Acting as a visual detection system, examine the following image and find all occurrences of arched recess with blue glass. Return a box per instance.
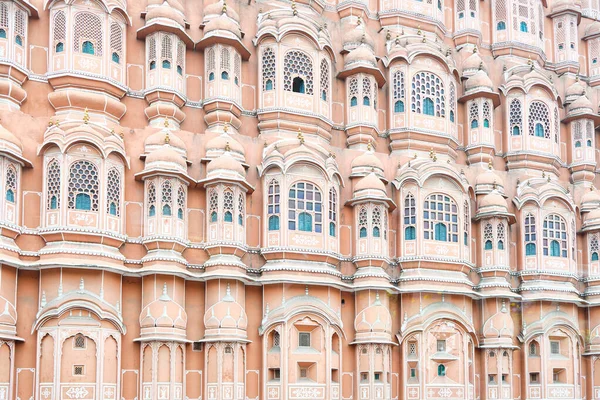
[288,181,323,234]
[68,160,99,212]
[82,41,95,55]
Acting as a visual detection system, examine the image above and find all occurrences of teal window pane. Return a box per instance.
[162,60,171,69]
[359,227,367,238]
[268,215,280,231]
[15,35,22,46]
[221,71,229,80]
[82,41,95,55]
[395,100,405,113]
[498,240,504,250]
[112,52,120,64]
[438,365,446,376]
[210,211,217,222]
[434,223,447,241]
[75,193,91,210]
[471,119,478,128]
[329,222,335,237]
[550,240,560,257]
[350,96,357,106]
[373,226,380,238]
[293,77,305,93]
[265,79,273,90]
[55,42,64,53]
[526,242,536,256]
[109,202,117,216]
[497,21,506,30]
[0,29,6,39]
[520,22,528,32]
[424,98,435,116]
[150,61,156,70]
[405,226,416,240]
[50,196,58,210]
[592,252,599,261]
[483,119,490,128]
[209,72,214,81]
[5,189,14,203]
[162,204,171,216]
[149,205,156,217]
[535,123,544,137]
[363,96,370,106]
[298,212,312,232]
[484,240,493,250]
[224,211,233,222]
[238,213,243,225]
[512,126,520,136]
[178,208,183,219]
[177,65,183,75]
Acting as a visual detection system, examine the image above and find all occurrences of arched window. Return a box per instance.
[350,97,358,106]
[320,59,329,102]
[55,42,64,52]
[161,181,172,216]
[525,213,536,256]
[106,168,120,217]
[483,101,491,128]
[469,102,479,129]
[177,65,183,76]
[497,21,506,30]
[288,182,322,233]
[110,22,123,65]
[404,194,416,240]
[543,214,567,258]
[74,334,86,349]
[267,180,280,231]
[5,166,16,203]
[82,41,95,55]
[292,77,305,94]
[510,99,522,136]
[529,341,538,356]
[359,207,368,238]
[223,190,234,222]
[176,41,184,77]
[150,61,156,70]
[587,140,593,147]
[464,200,470,246]
[220,46,230,80]
[449,82,456,123]
[162,60,171,69]
[284,50,313,95]
[47,160,61,210]
[53,10,66,54]
[209,72,214,81]
[363,96,370,106]
[221,71,229,80]
[497,223,505,250]
[520,21,528,32]
[177,187,185,220]
[395,100,405,113]
[148,183,156,217]
[393,70,405,113]
[209,190,218,223]
[14,35,22,46]
[411,72,445,117]
[591,235,599,261]
[329,188,337,237]
[424,194,458,243]
[262,48,276,91]
[372,207,382,237]
[68,161,99,211]
[438,364,446,376]
[528,101,550,139]
[0,29,5,39]
[238,194,244,226]
[484,223,493,249]
[74,12,103,56]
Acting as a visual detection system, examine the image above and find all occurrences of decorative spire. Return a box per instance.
[164,118,170,129]
[160,283,171,301]
[40,291,46,309]
[473,46,478,53]
[305,285,309,296]
[429,148,437,162]
[501,299,507,313]
[223,123,229,134]
[225,141,231,152]
[417,25,422,35]
[164,130,170,144]
[79,278,85,292]
[222,0,227,13]
[291,0,297,16]
[488,160,493,170]
[297,128,304,144]
[357,15,362,25]
[83,108,90,124]
[386,30,391,40]
[367,142,372,151]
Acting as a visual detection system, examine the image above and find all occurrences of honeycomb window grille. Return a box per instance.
[359,206,368,238]
[372,206,382,238]
[408,342,417,355]
[14,9,25,45]
[283,50,314,95]
[73,365,84,376]
[110,23,123,64]
[554,107,559,144]
[220,47,230,72]
[234,53,240,84]
[320,59,329,101]
[273,331,281,347]
[349,77,359,106]
[74,334,86,349]
[68,160,99,211]
[393,71,405,100]
[362,76,372,106]
[571,219,576,261]
[177,186,185,220]
[574,121,583,147]
[73,12,103,56]
[177,41,185,75]
[528,101,551,139]
[161,35,172,68]
[148,36,156,68]
[449,81,456,122]
[497,223,506,250]
[106,168,121,217]
[209,190,218,223]
[262,48,276,90]
[423,194,458,243]
[288,182,322,233]
[223,190,234,223]
[404,193,417,240]
[5,165,16,203]
[46,160,61,210]
[483,101,491,127]
[509,98,522,135]
[328,188,337,237]
[484,223,494,250]
[267,179,280,231]
[524,213,537,256]
[464,200,470,246]
[543,214,568,258]
[148,183,156,217]
[411,71,446,117]
[237,194,244,226]
[0,3,7,31]
[161,180,173,216]
[590,234,599,261]
[469,102,479,128]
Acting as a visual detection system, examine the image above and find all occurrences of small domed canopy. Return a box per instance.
[562,94,600,124]
[204,13,241,39]
[583,208,600,231]
[462,49,487,76]
[584,21,600,39]
[345,44,377,67]
[199,151,254,192]
[353,292,393,344]
[138,283,188,341]
[146,145,187,169]
[465,70,494,92]
[475,189,515,223]
[475,165,504,195]
[204,284,248,340]
[349,173,395,209]
[338,45,386,87]
[350,148,385,181]
[205,129,245,163]
[145,129,187,155]
[482,300,515,345]
[196,6,250,60]
[146,3,185,27]
[137,0,193,47]
[343,20,375,51]
[565,79,586,103]
[0,123,30,167]
[204,0,240,22]
[581,188,600,212]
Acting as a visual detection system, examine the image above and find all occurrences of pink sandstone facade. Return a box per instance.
[0,0,600,399]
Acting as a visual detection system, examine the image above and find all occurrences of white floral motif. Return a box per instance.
[438,387,453,398]
[292,387,322,398]
[66,387,89,399]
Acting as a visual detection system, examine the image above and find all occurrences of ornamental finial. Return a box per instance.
[83,108,89,124]
[225,141,231,152]
[297,127,304,144]
[367,142,372,151]
[222,0,227,13]
[164,131,170,144]
[164,118,170,128]
[473,46,477,53]
[488,160,493,170]
[291,0,297,16]
[223,123,229,133]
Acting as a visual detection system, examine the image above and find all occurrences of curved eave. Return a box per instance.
[337,64,386,87]
[583,31,600,41]
[349,339,398,346]
[196,33,251,60]
[44,0,132,25]
[197,176,255,193]
[458,89,501,108]
[134,168,195,185]
[0,149,32,168]
[345,196,397,211]
[133,335,191,343]
[137,22,194,48]
[473,210,516,224]
[17,0,38,18]
[548,7,582,24]
[561,111,600,125]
